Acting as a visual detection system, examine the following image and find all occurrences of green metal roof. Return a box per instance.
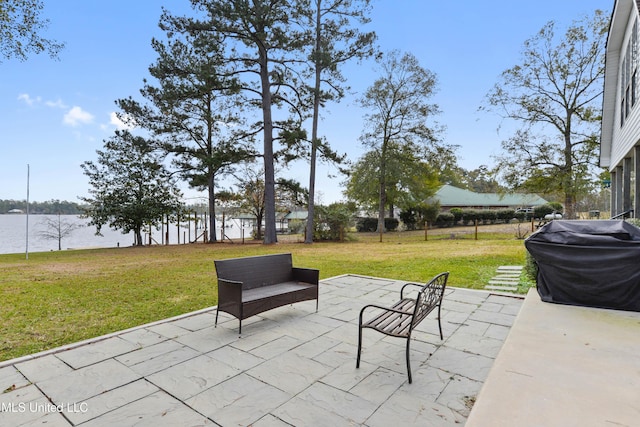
[433,185,548,208]
[283,210,307,220]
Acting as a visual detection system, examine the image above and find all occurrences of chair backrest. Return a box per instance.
[214,253,293,289]
[412,272,449,328]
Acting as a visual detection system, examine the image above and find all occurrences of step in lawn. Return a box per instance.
[485,265,523,293]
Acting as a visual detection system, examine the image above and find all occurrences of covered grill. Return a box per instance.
[525,220,640,312]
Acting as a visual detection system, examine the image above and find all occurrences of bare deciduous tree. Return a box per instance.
[355,50,445,233]
[483,10,608,218]
[38,214,81,250]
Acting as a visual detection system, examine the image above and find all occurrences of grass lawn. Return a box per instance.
[0,226,529,362]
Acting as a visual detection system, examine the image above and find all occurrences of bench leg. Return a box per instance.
[406,336,413,384]
[356,323,363,369]
[215,309,243,335]
[437,304,443,340]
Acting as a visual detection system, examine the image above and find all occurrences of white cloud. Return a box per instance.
[17,93,41,106]
[18,94,66,109]
[109,111,135,130]
[63,106,94,127]
[45,99,67,109]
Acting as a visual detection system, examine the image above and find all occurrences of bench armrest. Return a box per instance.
[359,303,411,320]
[400,282,423,299]
[217,277,244,305]
[292,267,319,285]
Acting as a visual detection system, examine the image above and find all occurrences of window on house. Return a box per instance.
[627,87,631,117]
[633,71,637,107]
[621,18,640,126]
[634,19,639,107]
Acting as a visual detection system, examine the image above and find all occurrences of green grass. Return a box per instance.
[0,228,528,361]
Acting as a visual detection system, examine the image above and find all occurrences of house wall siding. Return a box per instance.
[612,5,640,168]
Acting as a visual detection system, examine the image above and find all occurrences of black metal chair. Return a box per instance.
[356,272,449,383]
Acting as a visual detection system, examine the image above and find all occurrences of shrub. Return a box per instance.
[356,217,377,232]
[524,249,538,282]
[314,203,354,241]
[435,212,455,227]
[385,218,399,231]
[422,203,441,227]
[399,208,419,231]
[449,208,463,224]
[461,209,480,225]
[480,210,497,224]
[548,202,564,214]
[534,204,556,219]
[355,216,399,232]
[497,209,516,223]
[288,219,306,234]
[514,211,527,222]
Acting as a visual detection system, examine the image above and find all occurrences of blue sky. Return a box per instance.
[1,0,610,205]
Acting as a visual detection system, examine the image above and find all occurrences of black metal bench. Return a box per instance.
[356,272,449,383]
[214,253,319,334]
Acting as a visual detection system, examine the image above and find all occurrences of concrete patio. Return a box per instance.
[0,274,523,426]
[467,288,640,427]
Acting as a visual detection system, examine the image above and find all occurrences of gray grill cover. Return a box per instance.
[524,220,640,312]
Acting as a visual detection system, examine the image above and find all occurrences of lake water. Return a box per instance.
[0,214,254,255]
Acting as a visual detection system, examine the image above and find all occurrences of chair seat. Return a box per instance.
[362,298,416,337]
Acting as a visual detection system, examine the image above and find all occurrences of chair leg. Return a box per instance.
[437,304,443,340]
[215,308,219,328]
[406,336,413,384]
[356,325,363,368]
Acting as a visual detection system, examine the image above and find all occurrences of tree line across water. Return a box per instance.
[0,200,83,215]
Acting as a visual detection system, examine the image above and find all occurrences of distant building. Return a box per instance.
[601,0,640,218]
[279,210,307,232]
[283,210,307,222]
[431,185,548,211]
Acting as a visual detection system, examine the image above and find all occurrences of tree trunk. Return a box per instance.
[207,96,217,243]
[134,227,143,246]
[56,214,62,250]
[306,139,317,243]
[377,180,386,234]
[259,43,277,244]
[255,212,263,240]
[377,138,388,234]
[208,173,217,243]
[564,124,575,219]
[565,192,575,219]
[305,0,323,244]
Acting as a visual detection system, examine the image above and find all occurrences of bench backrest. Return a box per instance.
[412,272,449,328]
[214,253,293,290]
